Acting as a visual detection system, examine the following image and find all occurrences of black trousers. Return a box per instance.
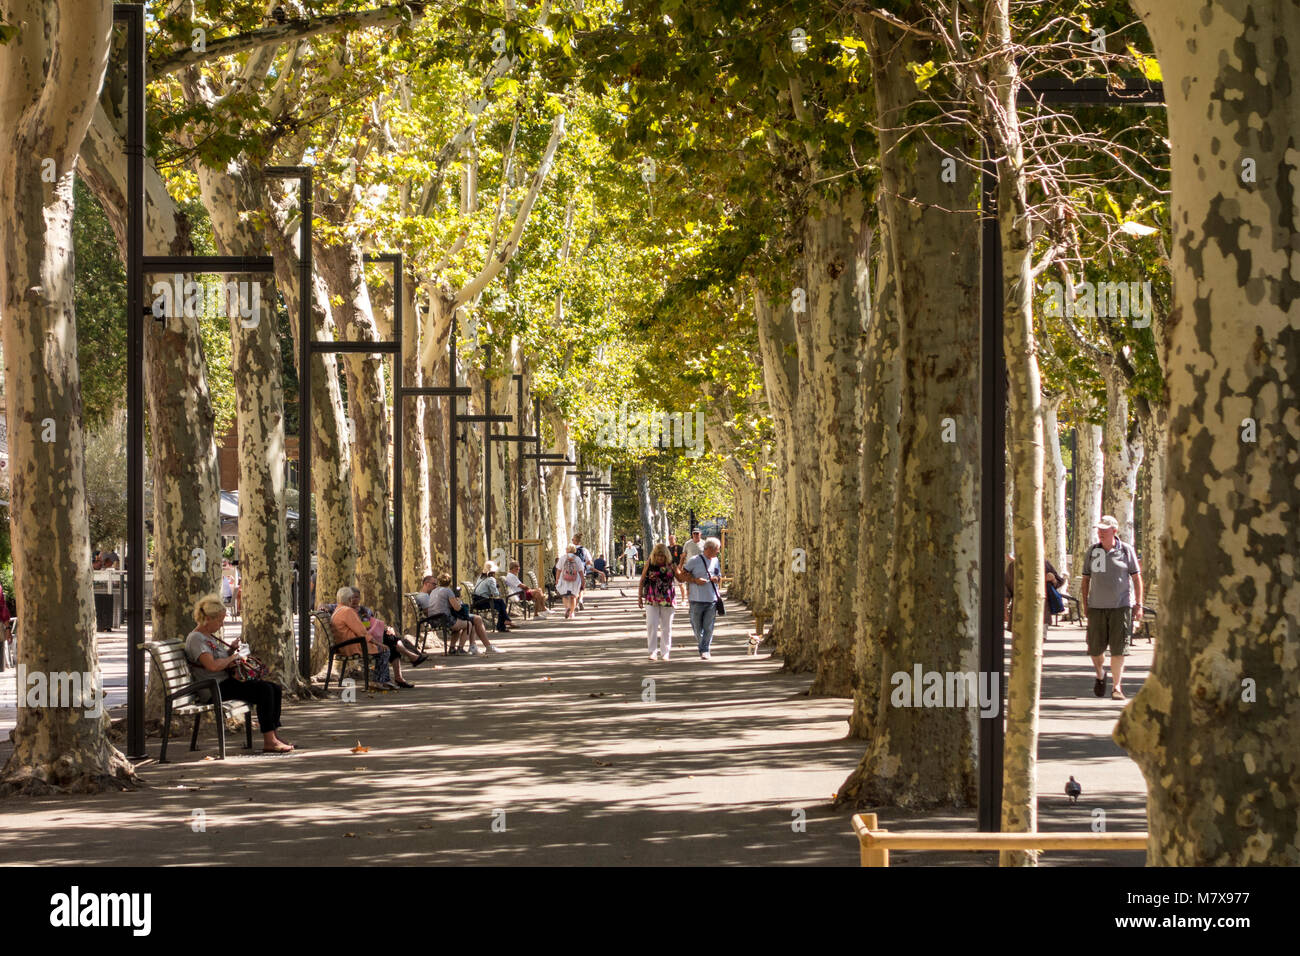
[382,632,417,662]
[219,678,282,734]
[473,596,509,629]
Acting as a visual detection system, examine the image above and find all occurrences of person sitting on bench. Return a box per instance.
[185,593,293,752]
[472,562,514,631]
[430,572,502,655]
[504,561,548,618]
[327,587,403,689]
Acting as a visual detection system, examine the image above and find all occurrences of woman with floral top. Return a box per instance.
[638,543,686,661]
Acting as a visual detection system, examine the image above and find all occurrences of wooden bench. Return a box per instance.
[313,608,373,693]
[142,639,253,762]
[850,813,1147,866]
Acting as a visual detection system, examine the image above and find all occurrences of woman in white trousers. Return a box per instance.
[639,543,685,661]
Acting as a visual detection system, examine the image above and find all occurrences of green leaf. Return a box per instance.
[906,60,938,91]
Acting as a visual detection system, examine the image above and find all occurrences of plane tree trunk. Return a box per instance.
[1116,0,1300,865]
[0,0,134,793]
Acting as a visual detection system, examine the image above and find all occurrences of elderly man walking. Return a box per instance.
[683,536,722,660]
[1080,515,1144,700]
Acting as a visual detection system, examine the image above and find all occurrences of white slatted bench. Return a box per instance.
[142,639,253,762]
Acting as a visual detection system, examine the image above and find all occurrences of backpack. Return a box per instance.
[560,555,581,583]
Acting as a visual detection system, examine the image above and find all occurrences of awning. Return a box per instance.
[220,489,299,536]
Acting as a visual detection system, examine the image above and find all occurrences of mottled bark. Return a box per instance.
[262,188,355,669]
[317,243,396,624]
[808,190,867,698]
[1101,362,1137,540]
[1043,394,1069,576]
[1117,0,1300,865]
[0,0,134,793]
[541,398,569,558]
[400,274,431,596]
[1135,398,1167,607]
[848,209,901,740]
[1071,420,1103,580]
[837,15,980,808]
[422,290,455,573]
[196,162,302,693]
[79,103,221,709]
[983,0,1047,864]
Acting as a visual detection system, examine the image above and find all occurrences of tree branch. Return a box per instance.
[150,3,428,77]
[453,112,566,309]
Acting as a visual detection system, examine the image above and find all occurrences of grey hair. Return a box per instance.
[336,585,354,604]
[703,536,722,552]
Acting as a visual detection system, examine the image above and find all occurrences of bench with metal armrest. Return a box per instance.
[142,639,253,763]
[313,608,373,693]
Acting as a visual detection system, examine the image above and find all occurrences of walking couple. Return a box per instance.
[638,535,722,661]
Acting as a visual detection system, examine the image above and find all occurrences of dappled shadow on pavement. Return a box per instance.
[0,585,1149,866]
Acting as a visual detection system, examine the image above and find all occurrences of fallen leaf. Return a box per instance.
[592,758,612,767]
[419,823,433,830]
[344,832,356,838]
[351,742,369,754]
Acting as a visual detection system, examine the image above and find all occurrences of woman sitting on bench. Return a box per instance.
[185,593,294,753]
[330,587,426,688]
[430,572,502,655]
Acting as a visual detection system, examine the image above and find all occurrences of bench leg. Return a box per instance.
[324,651,334,691]
[190,713,202,751]
[160,701,173,764]
[213,700,227,759]
[244,713,253,749]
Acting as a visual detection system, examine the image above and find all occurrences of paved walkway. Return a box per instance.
[0,583,1150,866]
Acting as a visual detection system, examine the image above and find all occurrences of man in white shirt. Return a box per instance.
[505,561,548,617]
[623,540,639,578]
[680,529,703,601]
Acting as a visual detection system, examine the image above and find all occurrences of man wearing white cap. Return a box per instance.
[1080,515,1143,700]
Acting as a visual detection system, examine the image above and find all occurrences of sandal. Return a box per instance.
[1111,688,1126,700]
[1093,677,1106,697]
[395,679,415,689]
[412,653,429,667]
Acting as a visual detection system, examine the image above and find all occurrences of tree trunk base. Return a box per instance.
[834,745,977,810]
[1,749,137,796]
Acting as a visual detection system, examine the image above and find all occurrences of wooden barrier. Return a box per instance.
[851,813,1147,866]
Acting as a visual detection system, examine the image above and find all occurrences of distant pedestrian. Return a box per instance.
[622,540,639,578]
[680,529,702,601]
[555,545,585,619]
[1081,515,1143,700]
[682,536,722,660]
[639,543,683,661]
[1004,554,1065,628]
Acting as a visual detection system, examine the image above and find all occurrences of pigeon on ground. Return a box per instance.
[1065,776,1082,803]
